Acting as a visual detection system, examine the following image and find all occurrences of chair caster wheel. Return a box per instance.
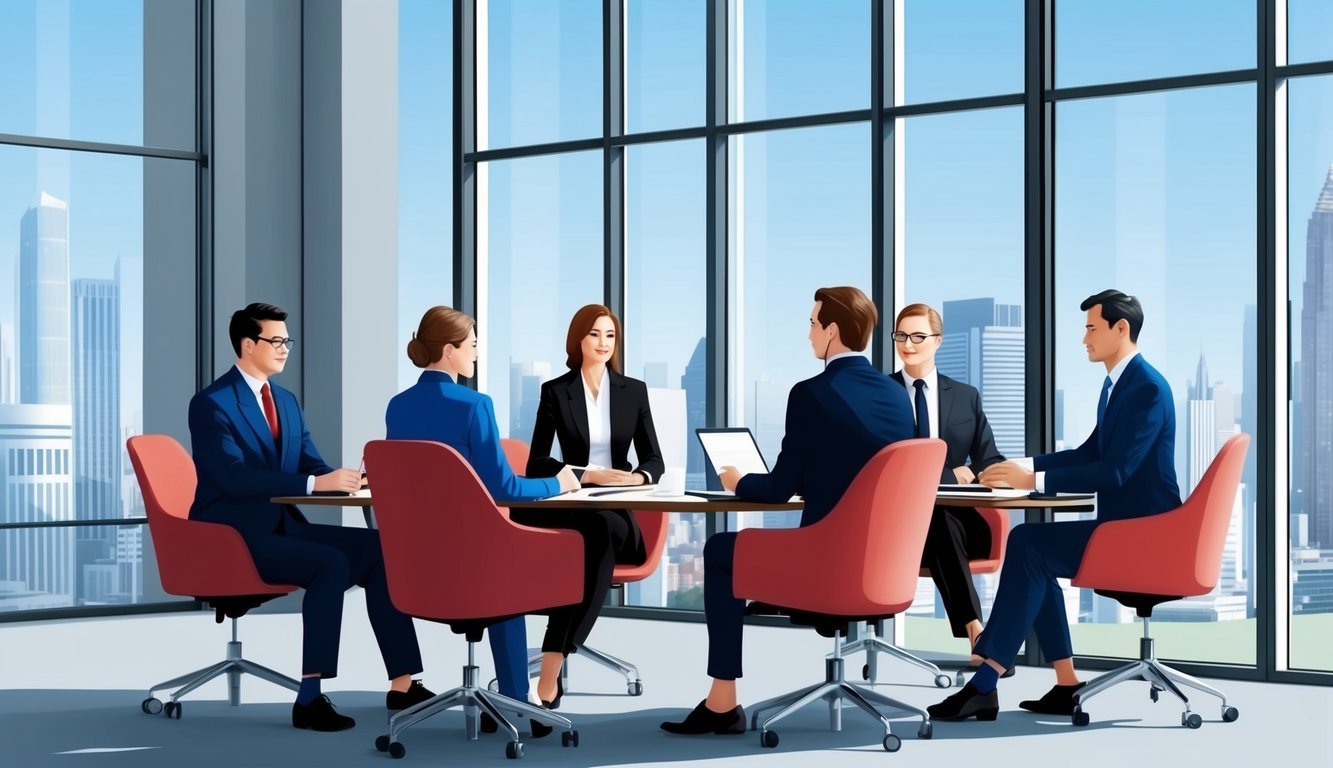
[760,730,779,748]
[561,729,579,748]
[141,697,163,715]
[1072,708,1090,727]
[918,721,933,740]
[628,681,643,696]
[387,741,406,759]
[1150,686,1161,702]
[487,678,499,693]
[164,701,182,719]
[934,674,952,689]
[375,735,390,752]
[1183,713,1202,729]
[1221,706,1239,723]
[861,664,871,681]
[505,740,524,759]
[883,734,901,752]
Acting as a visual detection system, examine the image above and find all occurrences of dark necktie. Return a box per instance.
[1096,375,1112,426]
[913,379,930,439]
[260,382,280,439]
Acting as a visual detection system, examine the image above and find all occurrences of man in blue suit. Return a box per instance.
[928,289,1181,721]
[189,303,433,731]
[661,286,916,735]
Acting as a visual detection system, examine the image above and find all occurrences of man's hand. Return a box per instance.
[977,461,1035,490]
[556,465,582,494]
[718,466,743,493]
[582,468,642,486]
[952,466,977,484]
[314,468,362,493]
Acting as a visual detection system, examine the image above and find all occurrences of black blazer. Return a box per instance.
[892,370,1005,484]
[527,368,665,559]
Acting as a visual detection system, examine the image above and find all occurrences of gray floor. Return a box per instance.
[3,594,1330,767]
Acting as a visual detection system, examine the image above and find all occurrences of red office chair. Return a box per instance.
[365,439,584,761]
[126,435,300,719]
[1070,433,1249,729]
[846,506,1010,688]
[736,438,946,752]
[501,438,667,697]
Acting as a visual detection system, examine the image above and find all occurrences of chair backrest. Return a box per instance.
[501,438,531,478]
[615,510,669,582]
[126,434,196,524]
[1073,433,1249,596]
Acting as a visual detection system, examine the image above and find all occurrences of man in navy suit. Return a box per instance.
[928,290,1181,721]
[661,286,916,735]
[189,303,433,731]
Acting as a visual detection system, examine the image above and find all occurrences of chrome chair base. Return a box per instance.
[525,642,644,696]
[750,634,932,750]
[143,619,299,711]
[837,620,951,688]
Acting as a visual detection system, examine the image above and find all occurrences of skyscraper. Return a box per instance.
[0,404,75,612]
[19,192,71,406]
[937,298,1025,457]
[1185,351,1217,496]
[681,337,706,479]
[508,360,550,441]
[0,322,15,405]
[1299,165,1333,550]
[72,276,121,603]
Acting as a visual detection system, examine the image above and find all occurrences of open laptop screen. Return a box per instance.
[696,427,770,483]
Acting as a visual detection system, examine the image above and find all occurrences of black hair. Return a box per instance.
[229,302,288,357]
[1080,289,1143,342]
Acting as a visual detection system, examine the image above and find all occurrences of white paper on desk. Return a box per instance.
[936,488,1031,499]
[561,487,708,503]
[697,431,769,477]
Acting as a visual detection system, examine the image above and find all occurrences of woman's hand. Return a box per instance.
[952,466,977,484]
[581,468,643,486]
[556,465,582,493]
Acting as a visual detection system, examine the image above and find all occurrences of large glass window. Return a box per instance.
[1286,73,1333,673]
[626,0,705,133]
[481,0,602,149]
[1055,0,1254,88]
[624,139,707,608]
[1288,0,1333,66]
[728,0,869,123]
[729,123,870,533]
[898,106,1024,652]
[480,151,602,440]
[900,0,1023,105]
[398,0,453,391]
[1056,84,1257,665]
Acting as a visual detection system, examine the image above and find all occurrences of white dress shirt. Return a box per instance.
[236,366,315,494]
[899,367,940,440]
[583,367,614,471]
[1022,351,1140,493]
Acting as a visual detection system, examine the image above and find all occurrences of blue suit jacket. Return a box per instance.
[385,370,560,502]
[1035,354,1181,522]
[736,356,916,528]
[188,366,334,542]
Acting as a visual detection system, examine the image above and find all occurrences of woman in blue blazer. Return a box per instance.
[385,306,579,736]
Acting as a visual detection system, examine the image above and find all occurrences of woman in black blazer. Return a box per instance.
[892,303,1006,651]
[515,304,664,708]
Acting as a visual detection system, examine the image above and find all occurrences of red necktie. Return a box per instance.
[260,383,280,439]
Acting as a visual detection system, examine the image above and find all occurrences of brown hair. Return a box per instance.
[407,306,474,368]
[813,286,878,352]
[895,303,943,335]
[564,304,623,372]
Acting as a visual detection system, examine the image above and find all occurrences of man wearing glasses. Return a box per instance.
[188,303,434,732]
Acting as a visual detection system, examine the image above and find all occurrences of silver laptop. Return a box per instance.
[696,427,770,494]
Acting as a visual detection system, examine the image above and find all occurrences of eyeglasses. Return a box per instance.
[254,336,296,351]
[891,332,940,344]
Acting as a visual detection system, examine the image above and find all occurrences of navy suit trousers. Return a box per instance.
[247,521,423,679]
[972,520,1099,669]
[703,532,746,680]
[488,617,529,699]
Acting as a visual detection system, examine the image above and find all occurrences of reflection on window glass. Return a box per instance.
[482,0,602,149]
[899,107,1023,653]
[728,0,869,123]
[624,140,707,609]
[1056,84,1256,665]
[481,151,602,440]
[0,0,194,148]
[1288,0,1333,66]
[399,0,453,391]
[901,0,1022,105]
[0,146,194,612]
[1056,0,1253,88]
[1287,74,1333,673]
[627,0,705,133]
[728,123,869,534]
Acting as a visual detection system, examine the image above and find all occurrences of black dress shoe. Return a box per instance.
[1018,682,1086,716]
[386,680,436,711]
[927,682,1000,722]
[536,675,565,711]
[292,695,356,731]
[659,701,746,735]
